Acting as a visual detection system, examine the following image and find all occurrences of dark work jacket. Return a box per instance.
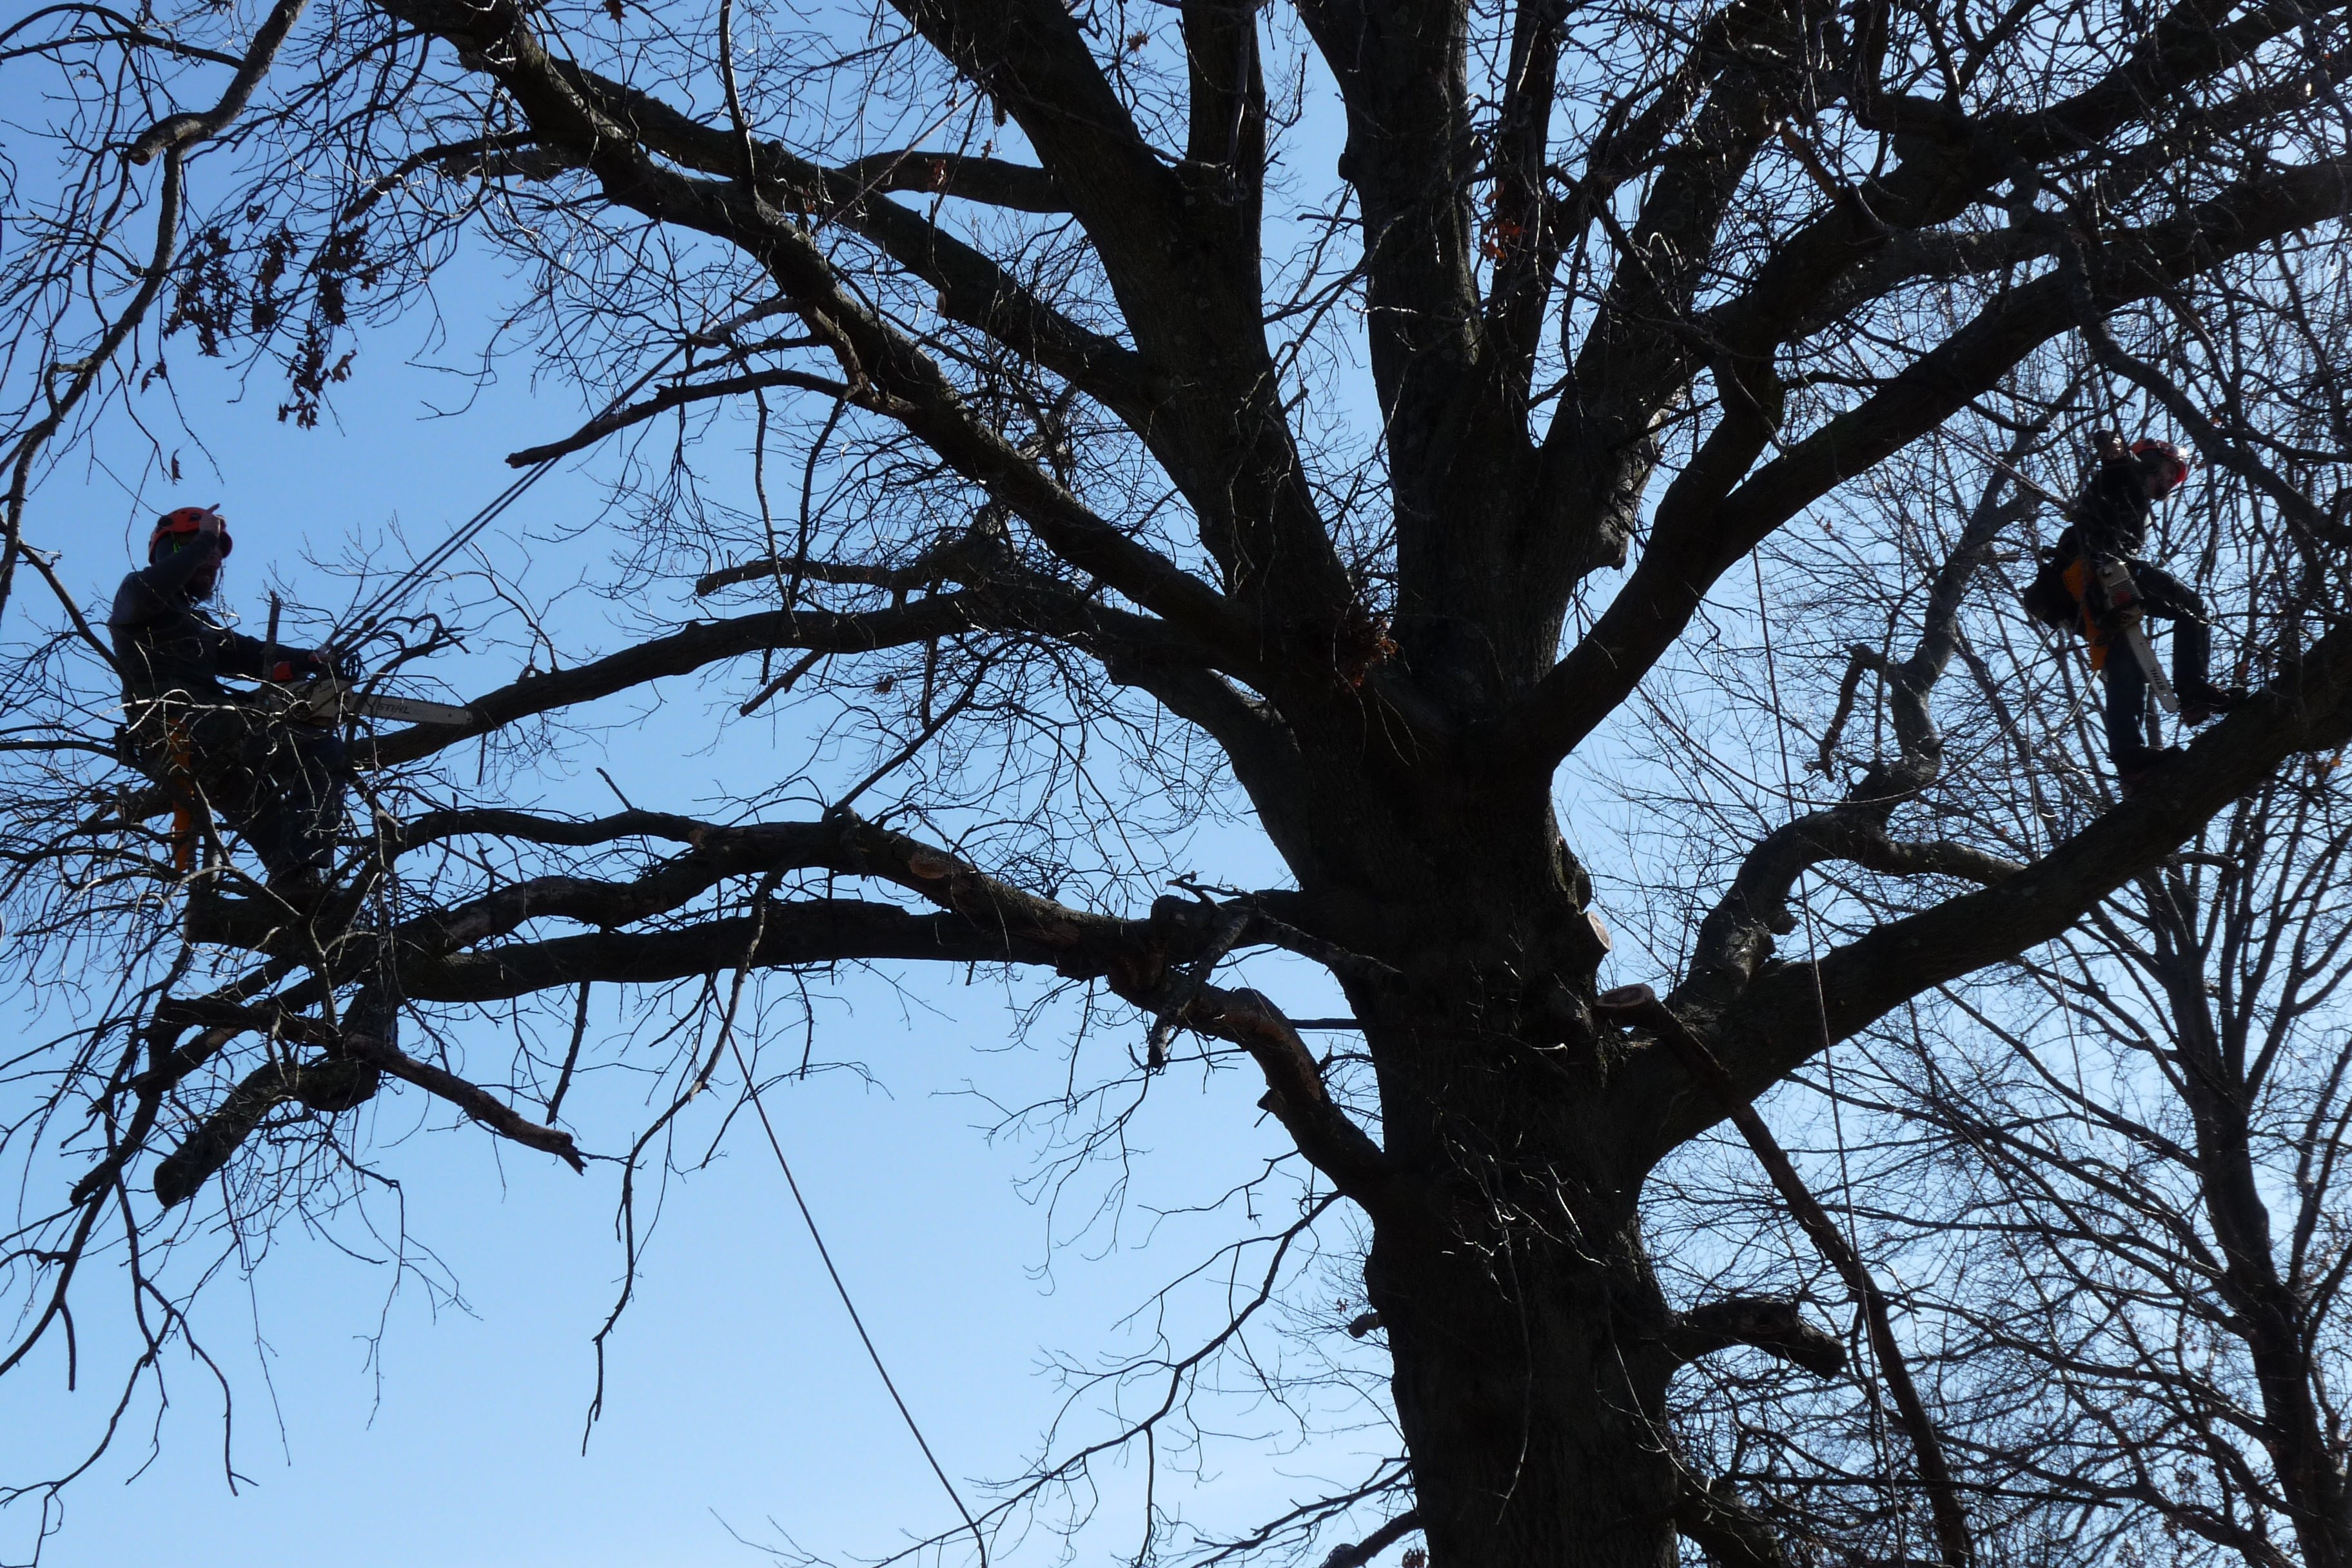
[106,538,275,703]
[2054,453,2155,565]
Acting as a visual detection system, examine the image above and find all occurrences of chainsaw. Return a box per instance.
[256,674,475,729]
[2089,557,2182,716]
[253,594,473,729]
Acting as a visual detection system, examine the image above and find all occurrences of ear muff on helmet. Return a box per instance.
[148,506,232,564]
[2130,439,2193,493]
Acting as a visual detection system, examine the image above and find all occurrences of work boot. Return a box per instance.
[2179,683,2246,728]
[2117,744,2184,796]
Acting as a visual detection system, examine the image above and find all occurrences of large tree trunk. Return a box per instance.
[1367,1111,1680,1568]
[1337,799,1676,1568]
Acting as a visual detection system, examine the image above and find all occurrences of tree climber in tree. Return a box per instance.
[2030,433,2242,787]
[113,507,404,1206]
[108,505,348,890]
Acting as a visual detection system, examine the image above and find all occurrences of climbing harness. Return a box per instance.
[2063,556,2181,716]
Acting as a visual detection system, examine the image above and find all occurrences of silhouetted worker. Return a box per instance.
[108,505,345,887]
[2030,434,2242,789]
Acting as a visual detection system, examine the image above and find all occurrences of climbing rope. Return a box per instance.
[1750,549,1903,1500]
[725,1034,989,1567]
[332,296,791,650]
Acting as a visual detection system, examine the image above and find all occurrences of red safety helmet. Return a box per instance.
[148,505,232,563]
[2130,438,2193,495]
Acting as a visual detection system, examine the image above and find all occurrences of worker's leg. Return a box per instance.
[345,979,400,1048]
[181,707,280,866]
[195,710,340,884]
[2137,564,2242,723]
[273,726,348,875]
[2105,646,2155,767]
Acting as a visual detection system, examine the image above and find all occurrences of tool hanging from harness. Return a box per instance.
[164,720,201,873]
[2055,554,2181,714]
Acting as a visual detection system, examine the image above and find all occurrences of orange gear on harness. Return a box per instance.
[2062,558,2113,674]
[159,718,208,873]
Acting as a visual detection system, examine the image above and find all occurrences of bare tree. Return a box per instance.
[8,0,2352,1565]
[1906,783,2352,1568]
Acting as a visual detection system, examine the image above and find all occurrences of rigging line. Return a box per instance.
[1749,550,1897,1484]
[725,1034,989,1568]
[337,458,553,640]
[334,337,680,644]
[333,369,663,646]
[335,303,763,646]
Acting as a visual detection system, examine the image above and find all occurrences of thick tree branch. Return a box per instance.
[135,986,580,1202]
[367,813,1396,1193]
[386,890,1396,1195]
[395,901,1051,1000]
[122,0,308,164]
[1666,1296,1847,1378]
[1517,151,2352,768]
[360,579,1250,769]
[1191,984,1393,1202]
[361,595,983,765]
[338,1025,586,1172]
[834,149,1066,212]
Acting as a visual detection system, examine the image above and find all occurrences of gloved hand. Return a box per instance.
[309,647,363,682]
[268,649,331,683]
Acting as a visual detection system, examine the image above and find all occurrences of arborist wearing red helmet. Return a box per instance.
[2024,432,2243,789]
[106,504,346,888]
[110,505,415,1206]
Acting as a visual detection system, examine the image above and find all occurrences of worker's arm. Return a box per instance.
[105,535,224,627]
[213,627,279,681]
[217,631,331,683]
[2076,456,2150,564]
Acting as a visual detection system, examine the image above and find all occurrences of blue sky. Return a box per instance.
[0,252,1386,1566]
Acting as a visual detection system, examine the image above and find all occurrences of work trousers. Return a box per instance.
[127,699,347,880]
[2098,562,2213,765]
